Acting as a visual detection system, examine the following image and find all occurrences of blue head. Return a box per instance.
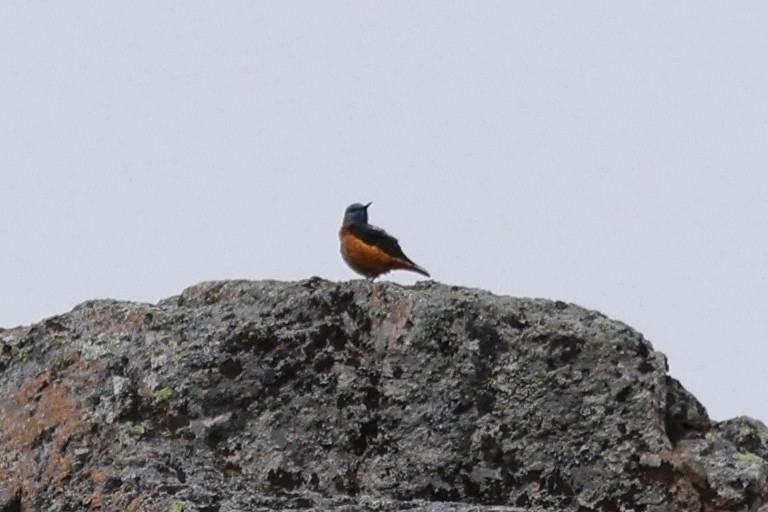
[343,202,372,224]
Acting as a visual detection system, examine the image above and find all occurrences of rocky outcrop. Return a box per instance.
[0,278,766,511]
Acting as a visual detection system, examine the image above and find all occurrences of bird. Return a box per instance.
[339,202,430,280]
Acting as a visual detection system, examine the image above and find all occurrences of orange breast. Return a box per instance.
[339,225,405,278]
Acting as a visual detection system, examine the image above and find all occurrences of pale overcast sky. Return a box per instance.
[1,2,767,422]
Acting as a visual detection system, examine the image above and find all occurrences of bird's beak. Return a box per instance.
[364,202,372,209]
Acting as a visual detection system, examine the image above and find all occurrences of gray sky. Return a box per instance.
[2,2,767,422]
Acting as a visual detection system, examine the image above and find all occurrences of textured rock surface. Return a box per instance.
[0,278,766,511]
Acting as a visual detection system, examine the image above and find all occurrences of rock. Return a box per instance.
[0,278,766,511]
[0,481,22,512]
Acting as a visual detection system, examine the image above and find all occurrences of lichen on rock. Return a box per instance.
[0,278,766,511]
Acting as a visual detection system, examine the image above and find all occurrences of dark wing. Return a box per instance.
[348,222,412,262]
